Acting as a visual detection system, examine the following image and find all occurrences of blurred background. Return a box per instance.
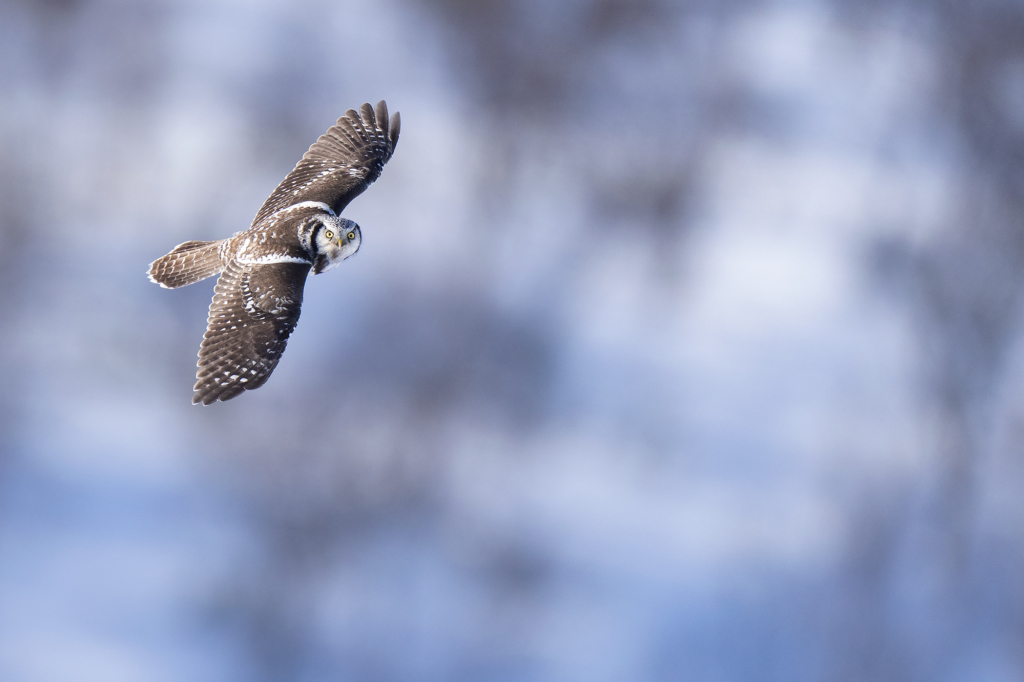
[2,0,1024,680]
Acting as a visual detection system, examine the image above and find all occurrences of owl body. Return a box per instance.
[228,202,361,273]
[148,101,399,404]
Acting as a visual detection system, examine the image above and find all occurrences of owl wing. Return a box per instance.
[251,100,401,227]
[193,260,310,405]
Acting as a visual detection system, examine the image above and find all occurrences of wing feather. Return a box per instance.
[193,260,309,405]
[359,102,376,126]
[375,100,389,139]
[389,111,400,148]
[250,100,400,227]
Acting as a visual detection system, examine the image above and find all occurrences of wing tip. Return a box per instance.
[191,382,244,405]
[389,111,401,148]
[375,100,389,137]
[360,102,375,127]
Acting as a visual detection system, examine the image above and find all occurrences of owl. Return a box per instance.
[148,101,400,404]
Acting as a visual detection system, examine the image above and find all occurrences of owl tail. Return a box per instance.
[147,239,225,289]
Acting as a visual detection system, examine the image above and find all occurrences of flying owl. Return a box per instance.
[148,101,400,404]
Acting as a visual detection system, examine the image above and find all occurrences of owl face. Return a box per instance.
[311,217,361,274]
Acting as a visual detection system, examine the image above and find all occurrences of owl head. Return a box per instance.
[310,216,361,274]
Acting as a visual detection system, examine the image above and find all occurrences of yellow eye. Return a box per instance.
[325,230,333,239]
[347,232,355,240]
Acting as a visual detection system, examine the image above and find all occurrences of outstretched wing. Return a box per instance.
[193,260,310,405]
[251,100,401,227]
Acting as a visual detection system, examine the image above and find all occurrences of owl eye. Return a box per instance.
[347,232,355,240]
[325,231,333,239]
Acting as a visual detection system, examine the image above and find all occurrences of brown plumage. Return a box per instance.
[147,101,400,404]
[250,100,400,227]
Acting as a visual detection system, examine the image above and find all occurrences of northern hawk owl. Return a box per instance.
[148,101,400,404]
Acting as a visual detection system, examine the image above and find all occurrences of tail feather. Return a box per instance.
[148,239,225,289]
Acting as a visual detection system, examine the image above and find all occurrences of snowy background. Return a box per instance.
[2,0,1024,680]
